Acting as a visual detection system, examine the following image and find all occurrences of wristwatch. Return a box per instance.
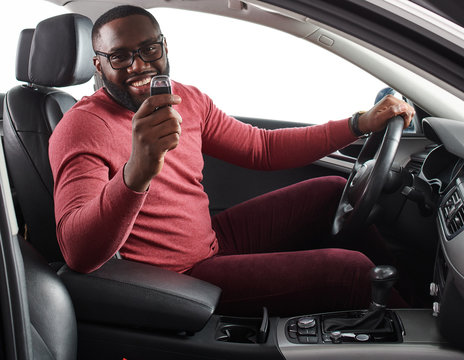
[349,111,367,137]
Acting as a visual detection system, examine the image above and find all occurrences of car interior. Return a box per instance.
[1,0,464,359]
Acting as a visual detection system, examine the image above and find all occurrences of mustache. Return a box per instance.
[125,71,158,84]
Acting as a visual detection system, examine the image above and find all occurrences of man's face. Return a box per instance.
[93,14,169,112]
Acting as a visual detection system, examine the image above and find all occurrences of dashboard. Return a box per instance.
[421,118,464,252]
[417,117,464,348]
[419,145,464,196]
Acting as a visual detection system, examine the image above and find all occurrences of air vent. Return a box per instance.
[406,145,436,175]
[441,188,464,238]
[405,159,423,175]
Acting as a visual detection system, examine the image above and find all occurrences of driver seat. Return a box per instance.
[2,14,95,263]
[0,14,94,360]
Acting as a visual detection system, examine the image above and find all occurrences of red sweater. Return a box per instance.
[49,82,357,273]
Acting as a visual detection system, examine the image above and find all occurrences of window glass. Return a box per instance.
[152,8,388,124]
[2,4,389,118]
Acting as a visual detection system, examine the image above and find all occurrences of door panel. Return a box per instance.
[202,117,351,215]
[202,117,433,215]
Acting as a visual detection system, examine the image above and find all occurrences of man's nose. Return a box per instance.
[128,53,148,72]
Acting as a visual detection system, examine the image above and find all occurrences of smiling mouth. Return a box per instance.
[130,77,152,88]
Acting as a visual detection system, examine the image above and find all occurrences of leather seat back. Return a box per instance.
[3,14,94,263]
[20,237,78,360]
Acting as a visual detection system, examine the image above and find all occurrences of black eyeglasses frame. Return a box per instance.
[95,35,165,70]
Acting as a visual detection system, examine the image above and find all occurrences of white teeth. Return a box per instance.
[131,77,151,87]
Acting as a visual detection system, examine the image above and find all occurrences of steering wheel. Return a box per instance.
[331,116,404,236]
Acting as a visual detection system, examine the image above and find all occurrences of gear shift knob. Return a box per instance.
[370,265,398,308]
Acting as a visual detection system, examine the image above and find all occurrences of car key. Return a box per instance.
[150,75,171,96]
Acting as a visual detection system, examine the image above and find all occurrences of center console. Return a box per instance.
[58,259,464,359]
[276,309,455,360]
[281,265,403,346]
[283,309,402,346]
[207,265,464,359]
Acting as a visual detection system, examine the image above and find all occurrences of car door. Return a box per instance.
[0,137,33,360]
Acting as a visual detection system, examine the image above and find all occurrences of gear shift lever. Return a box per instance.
[370,265,398,309]
[324,265,398,332]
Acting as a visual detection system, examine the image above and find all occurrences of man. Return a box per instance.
[49,5,414,316]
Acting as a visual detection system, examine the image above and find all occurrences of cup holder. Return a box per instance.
[215,309,269,344]
[216,324,257,343]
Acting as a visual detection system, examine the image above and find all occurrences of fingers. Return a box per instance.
[396,104,414,129]
[125,105,182,192]
[134,105,182,134]
[157,131,181,152]
[137,94,182,118]
[381,95,415,128]
[380,95,415,128]
[360,95,415,133]
[132,108,182,161]
[149,113,182,150]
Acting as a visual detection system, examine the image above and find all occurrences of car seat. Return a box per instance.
[0,14,93,359]
[21,237,78,359]
[0,145,77,360]
[0,14,222,360]
[2,14,94,263]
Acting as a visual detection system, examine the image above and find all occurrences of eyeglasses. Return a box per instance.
[95,35,165,70]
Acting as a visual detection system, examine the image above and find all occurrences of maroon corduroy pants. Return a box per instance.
[188,176,406,316]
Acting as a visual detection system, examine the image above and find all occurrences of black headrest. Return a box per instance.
[15,29,35,83]
[29,13,94,87]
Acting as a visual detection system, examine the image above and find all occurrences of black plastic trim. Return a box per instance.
[261,0,464,94]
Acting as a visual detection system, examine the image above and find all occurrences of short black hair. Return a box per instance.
[92,5,160,49]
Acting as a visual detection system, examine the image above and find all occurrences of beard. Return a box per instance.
[101,71,139,112]
[101,58,171,113]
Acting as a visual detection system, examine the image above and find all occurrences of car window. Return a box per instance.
[153,8,389,125]
[2,4,389,123]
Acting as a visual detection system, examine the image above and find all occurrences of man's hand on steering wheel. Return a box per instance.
[332,95,415,237]
[358,95,415,134]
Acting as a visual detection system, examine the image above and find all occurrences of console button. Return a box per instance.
[355,334,370,342]
[288,331,297,339]
[287,322,298,339]
[330,331,342,344]
[298,316,316,329]
[298,335,318,344]
[298,327,317,336]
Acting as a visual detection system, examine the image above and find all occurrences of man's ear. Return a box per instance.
[93,56,102,75]
[164,38,168,55]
